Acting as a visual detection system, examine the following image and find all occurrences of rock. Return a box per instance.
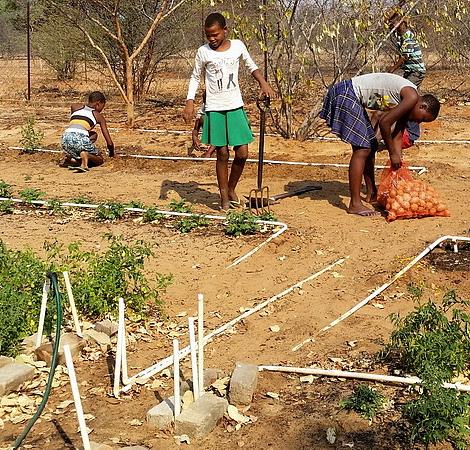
[83,329,112,348]
[35,333,85,366]
[175,393,228,439]
[120,447,149,450]
[229,362,258,406]
[0,356,14,368]
[0,362,35,396]
[20,333,47,355]
[146,396,175,430]
[203,368,224,388]
[95,319,119,337]
[87,442,114,450]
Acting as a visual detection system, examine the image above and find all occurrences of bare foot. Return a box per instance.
[347,205,381,217]
[364,192,378,204]
[220,200,230,212]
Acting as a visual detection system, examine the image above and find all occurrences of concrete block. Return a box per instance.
[84,329,111,348]
[229,362,258,406]
[203,368,224,388]
[35,333,85,366]
[0,362,35,396]
[88,442,114,450]
[175,392,228,439]
[146,396,175,430]
[95,319,119,337]
[0,356,14,368]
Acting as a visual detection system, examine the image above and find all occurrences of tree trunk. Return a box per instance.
[125,59,135,127]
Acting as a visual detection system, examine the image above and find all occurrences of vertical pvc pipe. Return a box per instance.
[188,317,199,399]
[63,271,82,337]
[113,299,124,397]
[119,298,130,384]
[35,279,50,348]
[63,344,91,450]
[197,294,204,396]
[173,339,181,417]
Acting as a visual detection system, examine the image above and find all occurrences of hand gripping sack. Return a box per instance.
[377,163,450,222]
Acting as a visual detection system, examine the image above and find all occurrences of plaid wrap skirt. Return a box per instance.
[320,80,377,149]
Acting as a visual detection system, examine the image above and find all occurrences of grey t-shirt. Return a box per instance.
[351,73,416,111]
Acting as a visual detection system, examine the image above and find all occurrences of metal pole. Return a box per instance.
[262,0,268,80]
[26,0,31,101]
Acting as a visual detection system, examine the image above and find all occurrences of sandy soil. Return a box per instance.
[0,68,469,450]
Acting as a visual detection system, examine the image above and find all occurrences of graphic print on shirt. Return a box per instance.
[366,93,398,111]
[207,57,238,94]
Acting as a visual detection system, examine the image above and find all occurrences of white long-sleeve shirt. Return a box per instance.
[186,40,258,112]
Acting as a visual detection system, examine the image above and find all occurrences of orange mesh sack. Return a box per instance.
[377,163,450,222]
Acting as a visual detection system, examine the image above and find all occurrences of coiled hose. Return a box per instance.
[13,272,63,449]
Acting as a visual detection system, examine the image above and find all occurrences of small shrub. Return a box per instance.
[225,210,260,236]
[0,180,13,198]
[127,200,144,209]
[20,117,44,153]
[169,199,192,213]
[70,195,92,204]
[19,188,45,203]
[0,200,14,215]
[407,281,424,300]
[175,215,208,233]
[258,211,278,222]
[143,207,164,223]
[385,291,470,448]
[95,202,126,221]
[46,198,68,215]
[340,385,387,420]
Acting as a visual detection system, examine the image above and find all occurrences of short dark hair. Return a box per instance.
[422,94,440,119]
[88,91,106,104]
[204,12,226,29]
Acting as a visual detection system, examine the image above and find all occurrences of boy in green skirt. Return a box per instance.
[183,12,275,211]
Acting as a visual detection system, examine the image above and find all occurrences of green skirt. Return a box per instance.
[201,107,254,147]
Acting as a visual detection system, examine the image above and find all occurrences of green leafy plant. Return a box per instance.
[0,180,13,198]
[407,281,425,300]
[46,198,68,215]
[169,199,192,213]
[340,385,387,420]
[225,210,260,236]
[0,200,14,215]
[69,195,92,204]
[258,211,278,222]
[385,291,470,449]
[127,200,144,209]
[20,117,44,154]
[143,207,164,223]
[95,202,126,221]
[19,188,45,203]
[175,215,208,233]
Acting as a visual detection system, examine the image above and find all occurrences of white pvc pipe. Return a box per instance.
[0,197,287,269]
[105,130,470,145]
[62,271,82,337]
[188,317,200,399]
[6,146,428,174]
[63,344,91,450]
[197,294,204,396]
[258,365,470,392]
[320,236,470,334]
[173,339,181,417]
[113,298,125,397]
[120,258,346,392]
[35,279,50,348]
[119,298,131,385]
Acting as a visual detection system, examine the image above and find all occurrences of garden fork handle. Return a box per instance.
[256,96,270,189]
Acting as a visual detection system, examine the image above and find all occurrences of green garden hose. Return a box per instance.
[13,272,63,450]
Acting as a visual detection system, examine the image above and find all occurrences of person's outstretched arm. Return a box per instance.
[378,86,418,169]
[94,112,115,157]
